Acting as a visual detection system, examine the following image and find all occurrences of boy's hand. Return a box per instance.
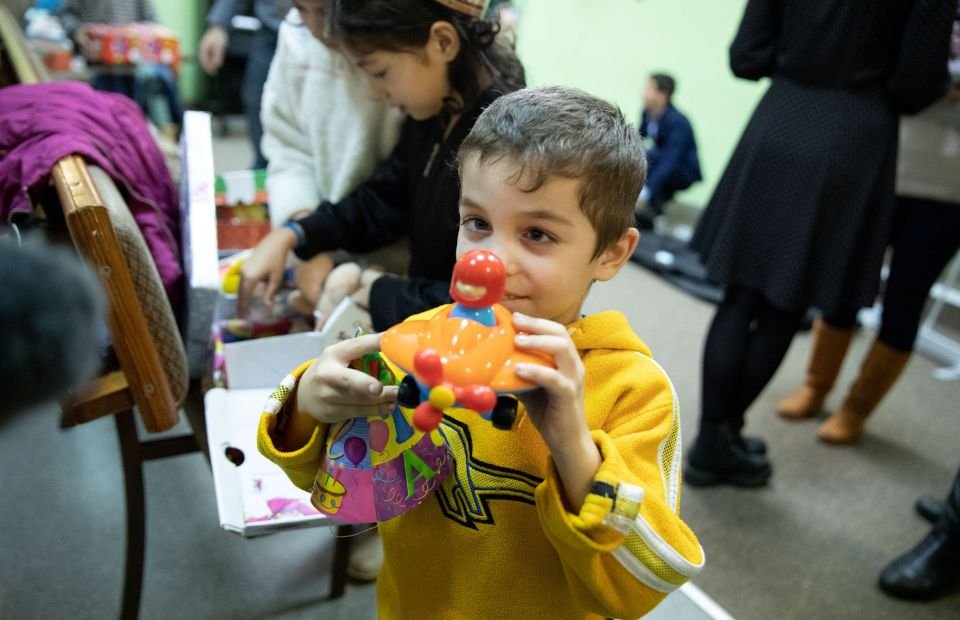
[297,333,398,424]
[512,313,600,510]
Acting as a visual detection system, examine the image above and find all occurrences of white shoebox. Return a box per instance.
[179,111,221,377]
[204,299,372,536]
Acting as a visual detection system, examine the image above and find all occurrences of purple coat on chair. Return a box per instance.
[0,80,182,304]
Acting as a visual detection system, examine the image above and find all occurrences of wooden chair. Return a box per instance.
[1,7,351,617]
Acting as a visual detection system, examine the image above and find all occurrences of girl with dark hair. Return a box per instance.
[237,0,525,332]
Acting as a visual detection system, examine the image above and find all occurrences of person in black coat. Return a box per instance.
[635,74,702,229]
[685,0,954,487]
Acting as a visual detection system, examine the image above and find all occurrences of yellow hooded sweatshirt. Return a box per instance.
[258,309,704,619]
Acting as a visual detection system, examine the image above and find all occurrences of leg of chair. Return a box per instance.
[329,525,354,599]
[115,410,146,620]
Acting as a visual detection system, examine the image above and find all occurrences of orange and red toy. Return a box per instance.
[380,250,554,432]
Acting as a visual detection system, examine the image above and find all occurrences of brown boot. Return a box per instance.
[777,320,855,419]
[818,340,911,444]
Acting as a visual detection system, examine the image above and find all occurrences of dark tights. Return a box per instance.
[824,196,960,352]
[700,286,804,434]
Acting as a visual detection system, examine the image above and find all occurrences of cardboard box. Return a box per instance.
[179,111,221,378]
[204,299,373,535]
[84,22,180,71]
[215,169,271,251]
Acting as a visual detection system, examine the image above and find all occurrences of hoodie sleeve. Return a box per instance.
[535,350,704,618]
[256,360,329,491]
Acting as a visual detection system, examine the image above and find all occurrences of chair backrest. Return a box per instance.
[54,157,187,432]
[0,4,47,86]
[1,6,187,432]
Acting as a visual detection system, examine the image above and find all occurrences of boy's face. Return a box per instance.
[457,154,637,325]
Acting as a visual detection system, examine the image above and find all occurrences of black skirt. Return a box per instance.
[690,77,899,315]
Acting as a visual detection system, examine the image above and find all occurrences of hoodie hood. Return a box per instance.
[567,311,652,357]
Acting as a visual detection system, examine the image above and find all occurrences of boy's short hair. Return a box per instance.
[650,73,676,99]
[458,85,646,258]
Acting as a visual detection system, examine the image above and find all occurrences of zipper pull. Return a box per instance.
[423,142,441,178]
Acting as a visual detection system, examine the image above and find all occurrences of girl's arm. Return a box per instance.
[367,276,452,332]
[293,122,416,259]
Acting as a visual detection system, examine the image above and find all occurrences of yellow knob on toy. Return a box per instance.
[429,385,456,410]
[222,273,240,295]
[221,258,245,294]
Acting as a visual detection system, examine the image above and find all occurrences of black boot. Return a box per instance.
[915,496,946,524]
[732,412,767,456]
[685,425,772,488]
[877,523,960,600]
[733,419,767,456]
[739,435,767,455]
[879,469,960,601]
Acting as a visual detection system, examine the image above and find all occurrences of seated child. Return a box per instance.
[257,85,704,618]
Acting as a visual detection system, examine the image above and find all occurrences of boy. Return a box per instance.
[257,85,704,618]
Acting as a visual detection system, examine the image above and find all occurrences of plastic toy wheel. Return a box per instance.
[398,374,421,408]
[490,396,518,430]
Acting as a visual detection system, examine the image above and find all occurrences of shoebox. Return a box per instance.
[204,297,373,536]
[82,22,180,71]
[215,169,271,252]
[180,111,221,378]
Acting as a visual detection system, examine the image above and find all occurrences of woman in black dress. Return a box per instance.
[686,0,954,487]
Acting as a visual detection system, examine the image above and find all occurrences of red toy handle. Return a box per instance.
[413,402,444,432]
[414,349,444,387]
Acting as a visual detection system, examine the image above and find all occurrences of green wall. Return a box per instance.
[514,0,767,208]
[155,0,205,103]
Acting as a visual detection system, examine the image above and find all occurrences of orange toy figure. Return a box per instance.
[380,250,554,432]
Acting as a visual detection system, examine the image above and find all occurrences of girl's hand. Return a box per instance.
[512,312,600,511]
[296,333,398,424]
[314,262,363,328]
[349,267,386,310]
[237,227,298,317]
